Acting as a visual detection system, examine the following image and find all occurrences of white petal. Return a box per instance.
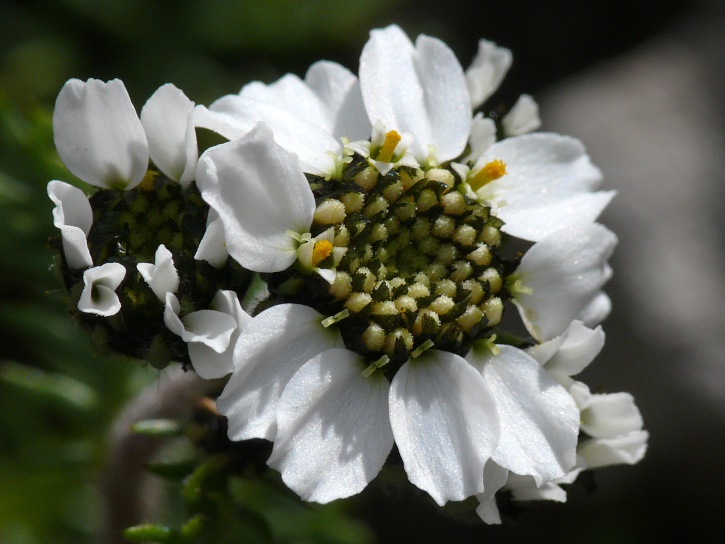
[136,244,179,301]
[207,94,341,176]
[216,304,345,441]
[499,190,616,242]
[571,383,644,439]
[360,25,471,164]
[187,290,250,379]
[502,94,541,136]
[268,348,393,503]
[527,321,605,379]
[194,209,229,268]
[53,79,148,189]
[578,431,649,469]
[467,345,579,485]
[513,223,618,341]
[578,291,612,327]
[462,113,496,164]
[197,123,315,273]
[475,461,509,525]
[465,39,512,109]
[506,473,567,502]
[475,133,603,219]
[305,61,371,141]
[163,293,236,353]
[78,263,126,316]
[389,350,499,505]
[47,180,93,269]
[140,83,197,185]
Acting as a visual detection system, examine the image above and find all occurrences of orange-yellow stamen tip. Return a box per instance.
[311,239,334,267]
[469,159,507,191]
[376,130,402,163]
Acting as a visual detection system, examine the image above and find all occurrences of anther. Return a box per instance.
[468,159,507,192]
[376,130,401,163]
[311,240,334,267]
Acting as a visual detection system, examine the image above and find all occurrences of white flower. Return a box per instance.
[502,94,541,137]
[218,304,504,505]
[202,25,609,242]
[47,180,93,269]
[194,209,229,269]
[197,122,342,282]
[53,78,203,190]
[199,62,369,177]
[570,382,649,469]
[461,134,616,242]
[465,39,512,109]
[140,83,202,187]
[510,223,617,341]
[137,244,180,301]
[185,290,250,379]
[78,262,126,316]
[163,292,239,376]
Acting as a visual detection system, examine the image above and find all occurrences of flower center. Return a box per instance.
[282,156,513,367]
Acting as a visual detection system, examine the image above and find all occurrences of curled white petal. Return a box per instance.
[163,293,236,354]
[197,123,315,273]
[578,431,649,469]
[187,290,250,379]
[389,350,499,506]
[140,83,198,186]
[570,382,644,439]
[136,244,179,301]
[465,39,512,109]
[360,25,471,164]
[526,320,605,379]
[47,180,93,269]
[513,223,618,341]
[502,94,541,136]
[216,304,345,441]
[194,209,229,269]
[268,348,393,503]
[53,78,148,189]
[78,262,126,316]
[475,461,509,525]
[467,345,579,485]
[578,291,612,327]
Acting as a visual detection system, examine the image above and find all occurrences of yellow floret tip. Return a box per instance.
[311,239,334,267]
[377,130,401,163]
[469,159,507,191]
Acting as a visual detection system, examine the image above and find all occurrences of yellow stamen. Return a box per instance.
[469,159,507,191]
[376,130,401,163]
[311,239,334,267]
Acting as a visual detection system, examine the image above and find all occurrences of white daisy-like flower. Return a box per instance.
[137,244,180,301]
[47,180,93,269]
[189,24,642,516]
[53,78,205,190]
[78,262,126,316]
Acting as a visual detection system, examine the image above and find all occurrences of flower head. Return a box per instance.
[192,24,645,516]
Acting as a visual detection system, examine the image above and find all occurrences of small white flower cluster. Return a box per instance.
[48,25,647,522]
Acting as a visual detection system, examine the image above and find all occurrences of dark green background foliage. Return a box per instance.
[1,1,721,543]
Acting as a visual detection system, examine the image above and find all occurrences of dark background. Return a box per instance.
[1,1,722,542]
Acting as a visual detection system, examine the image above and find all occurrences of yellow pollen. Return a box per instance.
[469,159,507,191]
[138,170,158,191]
[311,240,334,267]
[377,130,401,163]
